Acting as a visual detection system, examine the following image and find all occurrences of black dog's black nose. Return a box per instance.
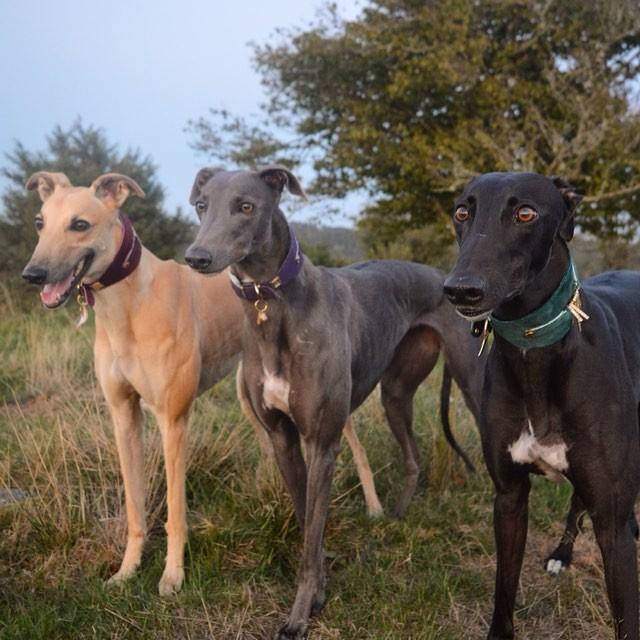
[184,246,213,271]
[22,265,48,284]
[443,275,486,306]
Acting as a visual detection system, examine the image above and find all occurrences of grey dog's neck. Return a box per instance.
[234,208,293,283]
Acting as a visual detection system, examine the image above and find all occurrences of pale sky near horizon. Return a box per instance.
[0,0,363,226]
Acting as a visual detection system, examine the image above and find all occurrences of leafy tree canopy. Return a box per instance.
[1,120,192,274]
[189,0,640,260]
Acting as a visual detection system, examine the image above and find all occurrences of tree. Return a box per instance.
[189,0,640,261]
[1,120,193,274]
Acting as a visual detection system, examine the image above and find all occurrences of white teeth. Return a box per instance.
[73,258,85,277]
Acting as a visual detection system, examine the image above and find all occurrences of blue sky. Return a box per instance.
[0,0,363,225]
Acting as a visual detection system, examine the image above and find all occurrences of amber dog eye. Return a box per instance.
[454,205,469,222]
[515,205,538,223]
[240,202,254,214]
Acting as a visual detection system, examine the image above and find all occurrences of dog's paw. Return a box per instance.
[158,566,184,596]
[544,543,573,576]
[106,566,137,587]
[545,557,567,576]
[274,623,308,640]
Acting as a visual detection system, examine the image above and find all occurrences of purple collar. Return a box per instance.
[79,213,142,307]
[229,227,304,302]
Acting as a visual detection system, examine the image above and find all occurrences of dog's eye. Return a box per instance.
[70,219,91,232]
[195,201,207,215]
[240,202,254,214]
[515,206,538,223]
[35,217,44,231]
[454,206,469,222]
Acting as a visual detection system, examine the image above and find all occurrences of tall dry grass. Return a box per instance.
[0,287,621,639]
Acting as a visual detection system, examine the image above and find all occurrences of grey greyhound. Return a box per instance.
[184,166,482,639]
[444,172,640,640]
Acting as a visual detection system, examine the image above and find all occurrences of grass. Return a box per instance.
[0,293,620,639]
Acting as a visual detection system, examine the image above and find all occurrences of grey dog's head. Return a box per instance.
[184,166,305,274]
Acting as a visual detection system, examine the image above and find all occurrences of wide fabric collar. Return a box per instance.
[489,258,588,350]
[229,226,304,302]
[78,213,142,308]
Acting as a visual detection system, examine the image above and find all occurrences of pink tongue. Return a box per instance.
[40,273,75,306]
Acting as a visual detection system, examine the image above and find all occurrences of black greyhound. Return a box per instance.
[444,172,640,640]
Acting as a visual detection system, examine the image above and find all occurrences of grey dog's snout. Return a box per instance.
[184,246,213,272]
[22,264,48,284]
[443,275,487,307]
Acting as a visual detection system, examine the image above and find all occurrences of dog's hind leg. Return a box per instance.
[104,391,147,586]
[544,490,585,576]
[380,326,440,517]
[157,411,189,596]
[343,418,383,517]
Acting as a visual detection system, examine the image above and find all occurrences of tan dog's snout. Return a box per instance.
[21,263,48,284]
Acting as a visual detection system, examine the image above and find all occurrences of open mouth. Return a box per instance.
[40,252,94,309]
[455,307,493,322]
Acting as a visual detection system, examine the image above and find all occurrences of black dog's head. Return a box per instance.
[443,172,582,320]
[184,166,305,274]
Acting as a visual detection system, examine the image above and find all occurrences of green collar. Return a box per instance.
[489,259,588,350]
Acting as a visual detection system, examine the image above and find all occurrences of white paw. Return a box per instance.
[159,566,184,596]
[545,558,566,576]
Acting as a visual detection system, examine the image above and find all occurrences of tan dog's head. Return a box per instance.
[22,172,144,308]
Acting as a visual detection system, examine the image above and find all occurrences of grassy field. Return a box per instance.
[0,290,620,639]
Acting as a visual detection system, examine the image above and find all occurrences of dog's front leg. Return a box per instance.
[268,415,308,529]
[105,394,147,585]
[488,477,531,640]
[591,505,639,640]
[157,412,188,596]
[277,437,340,640]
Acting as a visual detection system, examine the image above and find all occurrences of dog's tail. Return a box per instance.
[440,363,476,473]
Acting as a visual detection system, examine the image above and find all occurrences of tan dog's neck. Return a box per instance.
[90,244,156,328]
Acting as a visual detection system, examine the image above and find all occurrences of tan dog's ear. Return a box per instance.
[91,173,145,210]
[25,171,72,202]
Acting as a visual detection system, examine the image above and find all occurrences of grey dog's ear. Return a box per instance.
[551,176,582,242]
[259,166,306,199]
[189,167,224,205]
[25,171,72,202]
[91,173,145,210]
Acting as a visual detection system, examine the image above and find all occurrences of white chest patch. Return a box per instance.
[262,368,291,414]
[508,421,569,482]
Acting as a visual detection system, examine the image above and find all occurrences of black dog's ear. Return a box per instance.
[552,176,582,242]
[259,166,307,199]
[189,167,223,205]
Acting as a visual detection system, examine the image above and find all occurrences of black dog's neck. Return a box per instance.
[234,208,292,284]
[493,239,571,321]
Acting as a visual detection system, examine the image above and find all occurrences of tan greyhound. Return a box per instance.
[20,171,383,595]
